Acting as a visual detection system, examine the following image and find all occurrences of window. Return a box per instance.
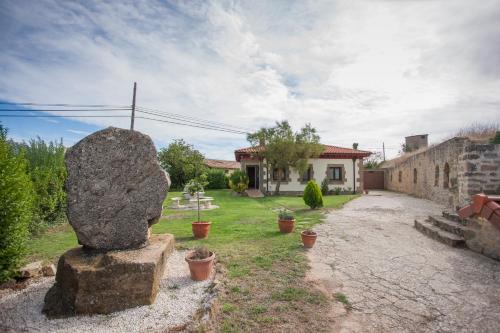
[390,172,393,182]
[329,167,342,181]
[443,163,450,189]
[413,168,417,184]
[434,166,439,186]
[301,165,313,182]
[272,167,287,181]
[398,171,402,182]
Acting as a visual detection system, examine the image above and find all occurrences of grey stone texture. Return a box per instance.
[65,127,170,251]
[382,138,500,209]
[43,234,175,318]
[466,217,500,261]
[309,191,500,332]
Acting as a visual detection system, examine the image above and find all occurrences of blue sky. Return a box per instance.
[1,0,499,159]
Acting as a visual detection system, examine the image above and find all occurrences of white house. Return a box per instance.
[234,145,371,194]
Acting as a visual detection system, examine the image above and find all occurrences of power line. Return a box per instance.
[136,109,248,134]
[0,102,130,108]
[0,115,131,118]
[136,116,247,134]
[136,106,251,132]
[0,108,131,112]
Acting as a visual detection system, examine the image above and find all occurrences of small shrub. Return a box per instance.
[184,174,208,195]
[331,187,341,195]
[0,126,34,283]
[278,209,294,221]
[320,178,329,195]
[229,170,249,194]
[191,246,211,260]
[303,180,323,209]
[491,131,500,144]
[205,169,228,189]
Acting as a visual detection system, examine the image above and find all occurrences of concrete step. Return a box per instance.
[414,219,466,248]
[428,215,469,237]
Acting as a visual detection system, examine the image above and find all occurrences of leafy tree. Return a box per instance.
[0,125,34,282]
[247,121,323,195]
[364,152,383,169]
[303,180,323,209]
[229,170,249,194]
[206,169,228,189]
[158,139,205,189]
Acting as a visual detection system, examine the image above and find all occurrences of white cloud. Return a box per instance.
[0,0,499,159]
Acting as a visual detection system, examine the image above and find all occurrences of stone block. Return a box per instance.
[43,234,175,318]
[481,164,498,171]
[19,261,43,278]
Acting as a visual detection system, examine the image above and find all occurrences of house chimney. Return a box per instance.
[352,143,359,150]
[404,134,428,151]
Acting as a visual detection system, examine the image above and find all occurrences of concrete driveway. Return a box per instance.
[308,191,500,333]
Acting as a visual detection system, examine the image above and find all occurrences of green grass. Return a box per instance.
[27,189,357,331]
[335,292,352,310]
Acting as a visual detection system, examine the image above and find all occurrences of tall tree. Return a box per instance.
[158,139,205,189]
[247,121,323,195]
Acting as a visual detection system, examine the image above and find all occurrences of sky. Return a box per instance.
[1,0,499,160]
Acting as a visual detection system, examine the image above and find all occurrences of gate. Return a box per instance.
[363,170,385,190]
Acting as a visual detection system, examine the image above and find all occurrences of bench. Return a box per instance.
[170,197,182,208]
[189,197,214,209]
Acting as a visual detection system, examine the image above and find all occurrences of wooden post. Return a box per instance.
[130,82,137,131]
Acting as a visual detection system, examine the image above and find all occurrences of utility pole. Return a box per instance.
[382,142,386,161]
[130,82,137,131]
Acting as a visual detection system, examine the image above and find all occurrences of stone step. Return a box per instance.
[442,211,470,226]
[428,215,469,237]
[414,219,466,248]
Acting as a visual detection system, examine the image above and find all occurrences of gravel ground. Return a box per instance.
[0,250,213,333]
[308,191,500,333]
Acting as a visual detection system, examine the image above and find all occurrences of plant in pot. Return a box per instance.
[185,246,215,281]
[278,209,295,233]
[186,174,211,239]
[301,229,318,248]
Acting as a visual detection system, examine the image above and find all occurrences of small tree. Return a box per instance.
[303,180,323,209]
[0,125,34,283]
[229,170,249,194]
[320,178,329,195]
[185,173,208,223]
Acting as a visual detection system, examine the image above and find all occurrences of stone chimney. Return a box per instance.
[405,134,428,151]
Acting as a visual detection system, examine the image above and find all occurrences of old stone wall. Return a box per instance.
[383,138,500,209]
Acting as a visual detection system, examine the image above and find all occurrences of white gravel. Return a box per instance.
[0,250,214,333]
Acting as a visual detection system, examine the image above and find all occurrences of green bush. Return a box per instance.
[229,170,249,194]
[0,126,34,283]
[21,138,67,234]
[320,178,329,195]
[331,187,341,195]
[303,180,323,209]
[206,169,228,189]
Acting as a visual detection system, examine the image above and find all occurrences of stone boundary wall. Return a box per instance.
[383,137,500,209]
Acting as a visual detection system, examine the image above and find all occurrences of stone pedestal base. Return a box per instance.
[43,234,175,318]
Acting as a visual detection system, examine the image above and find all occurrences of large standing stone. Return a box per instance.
[43,234,175,318]
[65,127,170,250]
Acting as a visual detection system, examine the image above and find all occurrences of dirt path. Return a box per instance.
[308,191,500,333]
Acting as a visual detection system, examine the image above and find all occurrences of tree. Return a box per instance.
[303,180,323,209]
[364,152,383,169]
[247,121,323,195]
[158,139,205,189]
[229,170,249,194]
[0,125,34,282]
[205,169,228,189]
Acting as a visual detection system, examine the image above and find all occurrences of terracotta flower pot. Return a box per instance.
[192,221,211,239]
[185,251,215,281]
[278,219,295,233]
[364,190,369,194]
[301,230,317,248]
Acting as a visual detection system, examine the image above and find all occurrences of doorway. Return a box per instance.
[246,165,259,189]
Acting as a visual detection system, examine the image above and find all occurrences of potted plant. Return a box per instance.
[185,247,215,281]
[364,189,369,194]
[278,209,295,233]
[187,174,211,239]
[301,229,317,248]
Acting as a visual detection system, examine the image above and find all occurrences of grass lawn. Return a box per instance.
[27,189,357,332]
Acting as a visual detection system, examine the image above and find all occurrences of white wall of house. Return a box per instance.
[262,158,361,193]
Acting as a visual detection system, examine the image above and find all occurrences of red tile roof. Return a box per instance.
[203,159,241,170]
[235,144,371,161]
